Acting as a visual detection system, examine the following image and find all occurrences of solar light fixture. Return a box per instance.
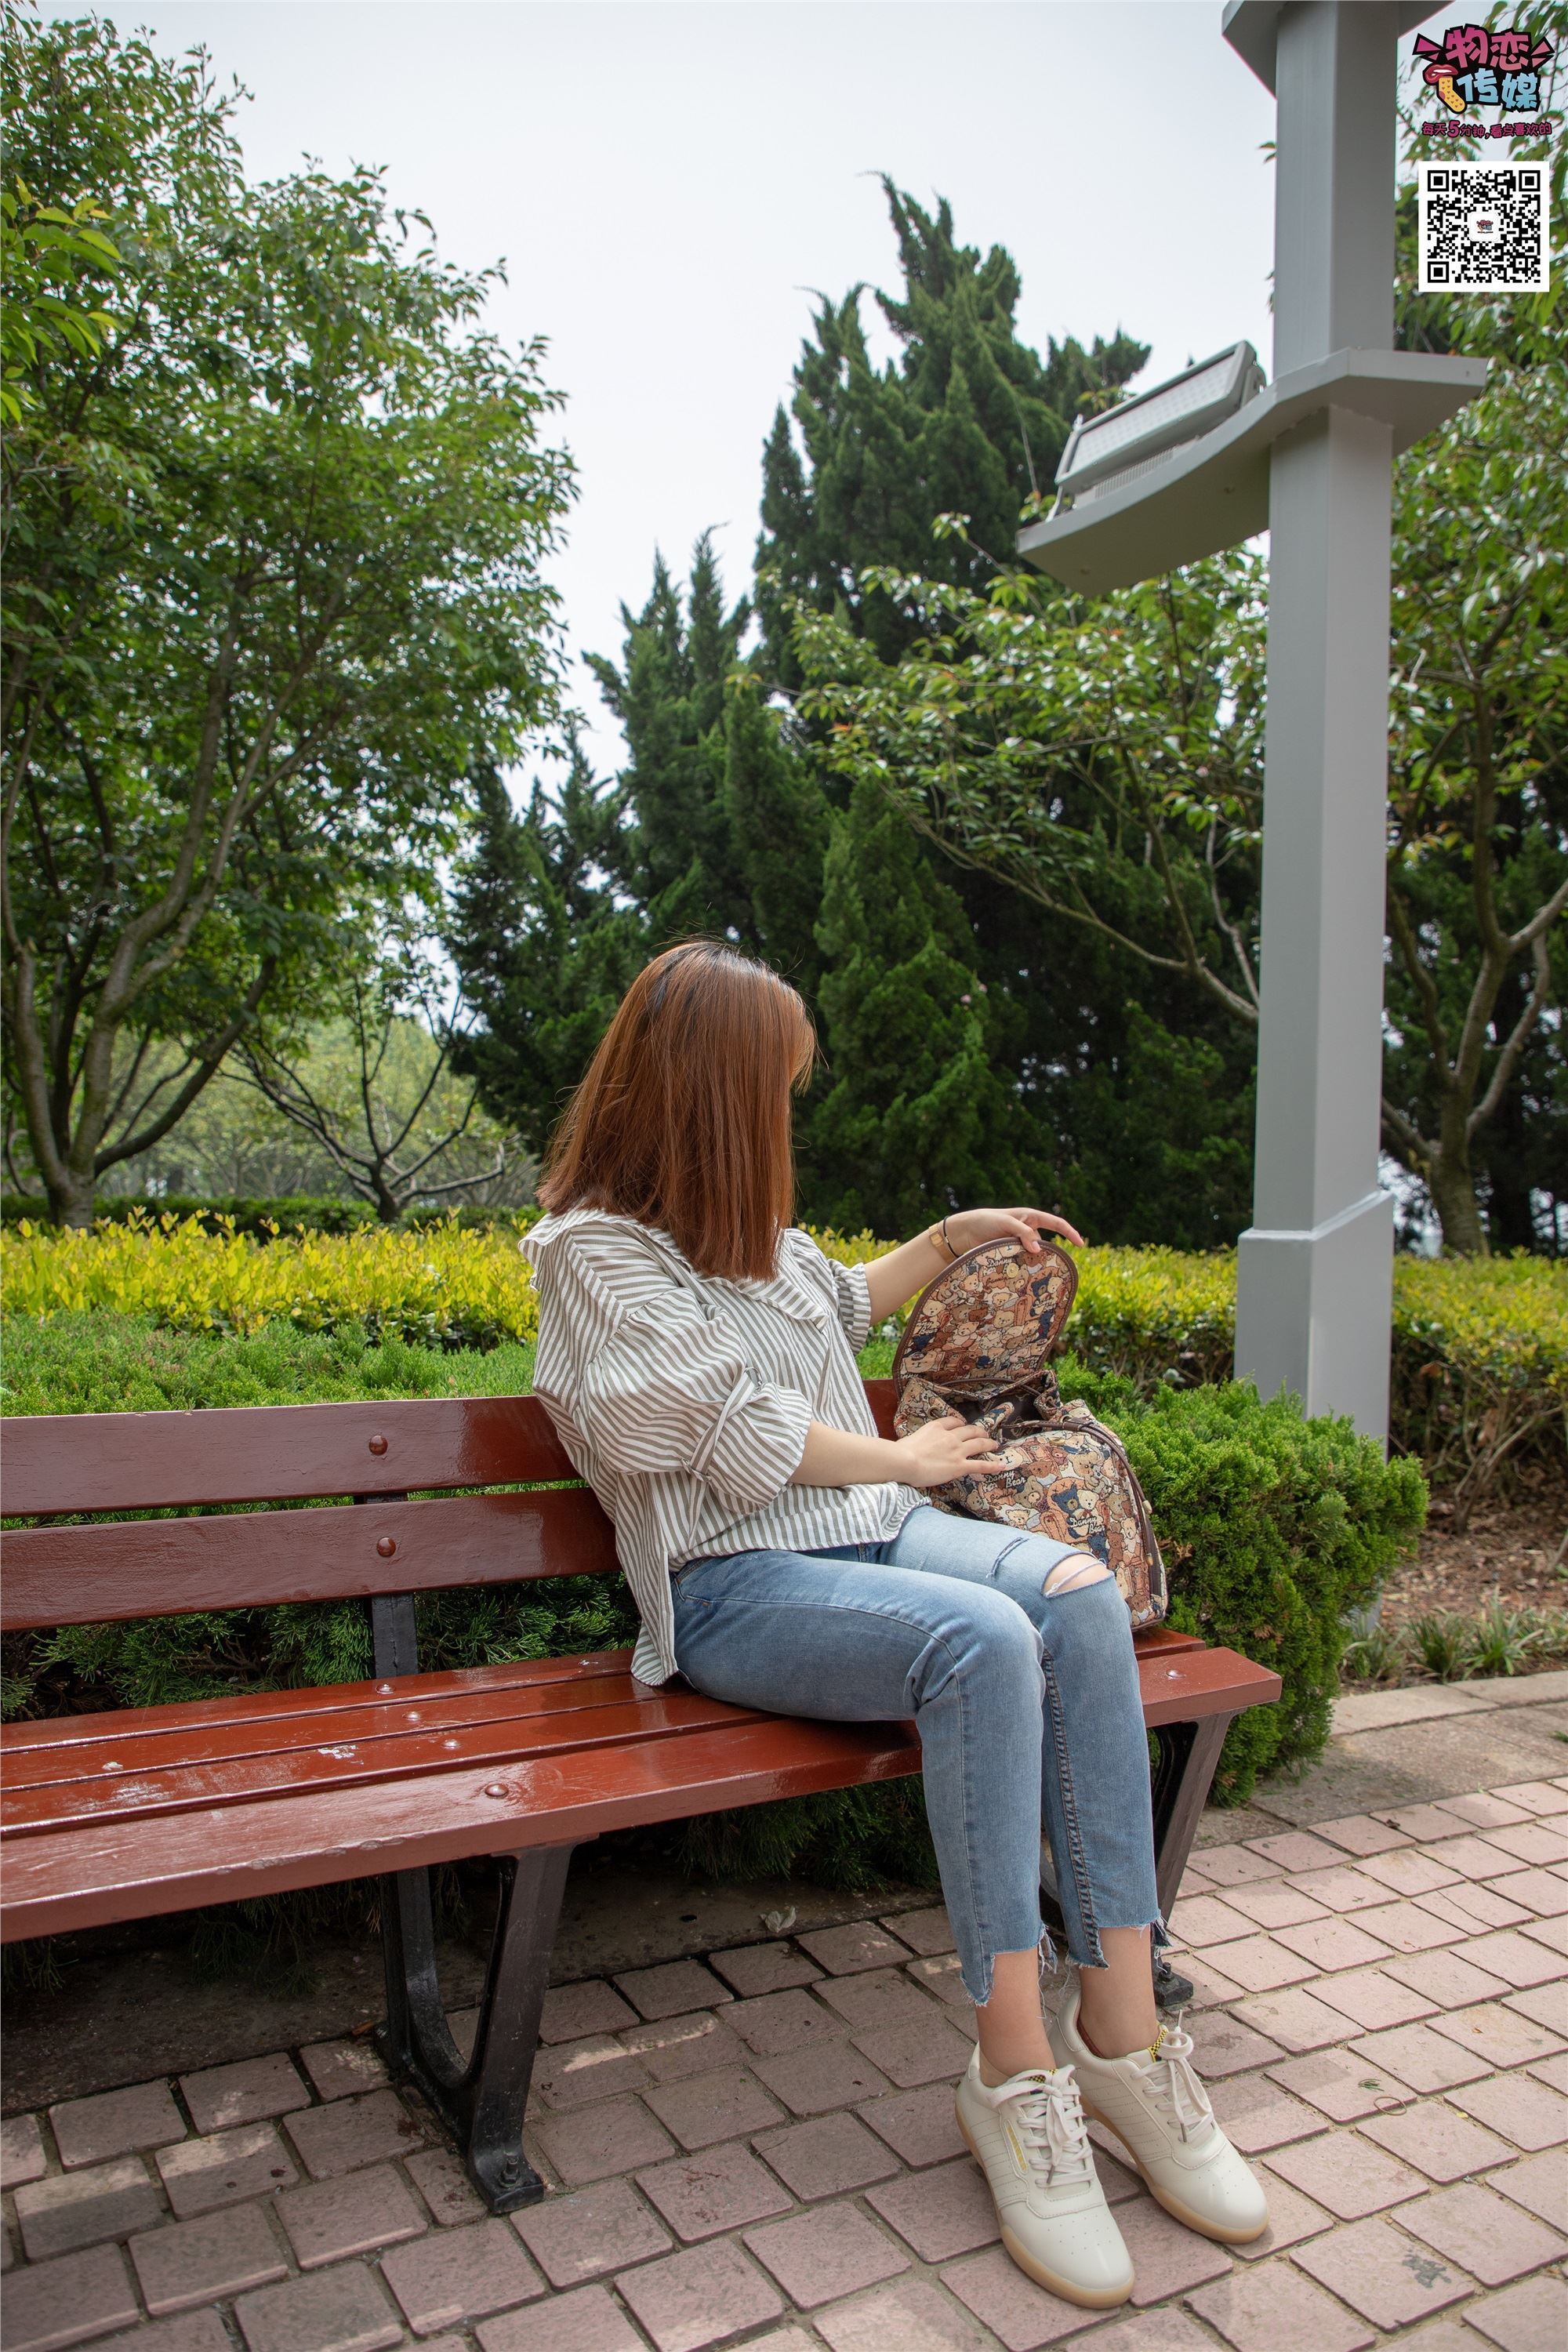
[1051,341,1266,514]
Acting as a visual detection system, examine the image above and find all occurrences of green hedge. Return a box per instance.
[0,1195,540,1240]
[3,1316,1425,1813]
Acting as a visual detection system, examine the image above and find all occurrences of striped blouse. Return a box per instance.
[521,1207,922,1685]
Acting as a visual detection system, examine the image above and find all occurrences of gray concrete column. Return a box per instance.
[1234,2,1402,1439]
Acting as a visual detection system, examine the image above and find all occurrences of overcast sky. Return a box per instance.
[76,2,1298,773]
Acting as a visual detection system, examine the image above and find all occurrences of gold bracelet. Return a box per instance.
[929,1218,959,1261]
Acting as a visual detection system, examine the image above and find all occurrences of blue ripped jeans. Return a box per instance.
[670,1505,1163,2006]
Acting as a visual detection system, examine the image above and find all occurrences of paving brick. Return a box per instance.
[379,2215,545,2331]
[1429,2000,1564,2069]
[275,2161,426,2268]
[14,2156,162,2260]
[539,1980,640,2042]
[1436,1794,1535,1831]
[96,2316,232,2352]
[1168,1895,1257,1947]
[1446,2072,1567,2148]
[1356,1849,1465,1899]
[1116,2194,1232,2302]
[2,2112,48,2189]
[1230,2172,1334,2258]
[1187,2259,1374,2351]
[866,2156,999,2260]
[939,2246,1105,2348]
[1465,1930,1568,1987]
[531,2093,677,2187]
[1495,1782,1568,1818]
[746,2200,910,2307]
[1486,2148,1567,2231]
[633,2140,793,2241]
[858,2082,968,2168]
[1525,2049,1568,2091]
[1291,2213,1474,2325]
[1517,1912,1568,1955]
[1382,1950,1512,2008]
[1180,1954,1247,2008]
[753,2108,900,2200]
[1227,1987,1359,2053]
[1181,2011,1287,2079]
[813,1966,940,2032]
[615,2009,746,2085]
[1207,2068,1334,2153]
[0,2244,140,2352]
[725,1987,843,2057]
[1377,1805,1480,1845]
[1272,1918,1397,1973]
[49,2083,185,2171]
[1486,1870,1568,1919]
[1245,1829,1348,1872]
[1265,2046,1413,2122]
[907,1952,977,2010]
[1290,1867,1392,1914]
[1347,2023,1492,2096]
[816,2277,995,2351]
[1417,1835,1526,1882]
[641,2064,786,2151]
[731,2333,819,2352]
[477,2281,644,2352]
[512,2176,670,2287]
[752,2039,894,2116]
[1304,1967,1439,2031]
[296,2038,390,2101]
[177,2053,310,2135]
[1063,2314,1213,2352]
[1312,1814,1417,1857]
[1397,2180,1568,2284]
[851,2011,975,2089]
[1465,2274,1568,2352]
[1358,2096,1515,2181]
[612,1959,732,2020]
[1262,2125,1426,2216]
[532,2031,651,2111]
[1193,1843,1282,1886]
[1419,1884,1535,1934]
[405,2145,486,2227]
[1504,1979,1568,2037]
[234,2263,404,2352]
[284,2089,423,2180]
[1201,1935,1316,1994]
[707,1941,822,1997]
[1220,1880,1332,1931]
[130,2201,289,2314]
[883,1905,956,1957]
[797,1922,912,1976]
[1354,1900,1466,1955]
[615,2236,786,2351]
[1477,1824,1568,1868]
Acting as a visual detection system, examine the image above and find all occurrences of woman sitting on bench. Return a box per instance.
[522,939,1266,2309]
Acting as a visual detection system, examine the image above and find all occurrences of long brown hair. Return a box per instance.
[537,941,818,1279]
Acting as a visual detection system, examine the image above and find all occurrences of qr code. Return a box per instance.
[1418,162,1548,294]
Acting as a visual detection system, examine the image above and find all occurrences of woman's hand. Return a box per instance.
[892,1411,1004,1489]
[942,1206,1085,1255]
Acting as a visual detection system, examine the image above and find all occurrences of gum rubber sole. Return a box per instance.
[1080,2101,1270,2246]
[955,2099,1135,2309]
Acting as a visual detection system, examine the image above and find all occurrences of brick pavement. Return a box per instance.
[2,1776,1566,2352]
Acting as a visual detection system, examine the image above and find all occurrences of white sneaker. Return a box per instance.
[955,2046,1134,2307]
[1052,1975,1269,2244]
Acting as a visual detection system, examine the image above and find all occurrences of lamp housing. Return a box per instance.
[1053,342,1266,513]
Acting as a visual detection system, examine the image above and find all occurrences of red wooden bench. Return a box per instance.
[0,1383,1279,2212]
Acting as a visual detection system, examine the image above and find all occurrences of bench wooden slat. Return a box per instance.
[0,1713,930,1941]
[1,1486,619,1631]
[2,1394,575,1516]
[4,1689,782,1835]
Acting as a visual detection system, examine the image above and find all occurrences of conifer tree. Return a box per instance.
[445,742,646,1156]
[803,777,1029,1232]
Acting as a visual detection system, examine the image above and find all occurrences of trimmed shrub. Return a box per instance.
[1,1195,540,1240]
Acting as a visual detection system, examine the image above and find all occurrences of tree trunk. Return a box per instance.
[1427,1134,1489,1258]
[46,1168,98,1230]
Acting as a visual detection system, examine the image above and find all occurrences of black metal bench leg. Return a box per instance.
[376,1842,579,2213]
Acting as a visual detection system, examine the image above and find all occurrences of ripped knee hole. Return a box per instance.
[1042,1555,1111,1596]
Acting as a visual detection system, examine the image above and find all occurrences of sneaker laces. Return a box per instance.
[998,2066,1096,2187]
[1130,2020,1214,2143]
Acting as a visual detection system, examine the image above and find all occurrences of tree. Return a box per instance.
[803,776,1028,1232]
[446,744,648,1157]
[1,16,572,1225]
[755,180,1148,681]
